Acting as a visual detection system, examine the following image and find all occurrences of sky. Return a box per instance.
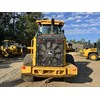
[43,12,100,43]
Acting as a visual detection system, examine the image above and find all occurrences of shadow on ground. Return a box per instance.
[0,56,24,64]
[0,64,11,68]
[71,61,93,83]
[0,79,24,87]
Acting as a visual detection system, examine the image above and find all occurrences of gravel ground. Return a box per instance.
[0,53,100,87]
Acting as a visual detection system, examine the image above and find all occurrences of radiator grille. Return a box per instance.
[36,38,64,66]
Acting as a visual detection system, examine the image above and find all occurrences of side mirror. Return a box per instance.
[59,23,62,27]
[38,22,41,26]
[62,30,64,34]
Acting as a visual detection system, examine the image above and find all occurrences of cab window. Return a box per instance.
[39,25,62,34]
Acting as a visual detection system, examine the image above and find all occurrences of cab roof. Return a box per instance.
[36,20,64,26]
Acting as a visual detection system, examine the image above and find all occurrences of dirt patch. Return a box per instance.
[0,53,100,87]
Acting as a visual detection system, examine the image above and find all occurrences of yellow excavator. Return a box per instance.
[0,40,23,57]
[21,19,78,82]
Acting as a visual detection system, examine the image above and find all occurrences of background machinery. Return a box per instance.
[0,40,23,57]
[79,41,100,61]
[79,40,94,56]
[21,19,78,82]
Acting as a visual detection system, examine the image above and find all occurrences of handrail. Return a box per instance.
[31,39,34,59]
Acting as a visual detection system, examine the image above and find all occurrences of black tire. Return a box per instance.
[22,54,34,82]
[21,74,34,82]
[66,54,75,65]
[89,53,98,61]
[23,53,32,66]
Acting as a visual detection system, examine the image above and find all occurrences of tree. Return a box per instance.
[15,12,43,46]
[0,12,44,46]
[69,39,76,43]
[0,12,13,44]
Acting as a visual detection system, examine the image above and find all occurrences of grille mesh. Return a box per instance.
[36,38,64,66]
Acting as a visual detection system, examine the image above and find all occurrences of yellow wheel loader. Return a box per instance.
[79,41,93,56]
[21,19,78,82]
[79,42,100,61]
[0,40,23,57]
[79,49,86,56]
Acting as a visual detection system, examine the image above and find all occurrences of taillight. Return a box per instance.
[73,68,76,71]
[22,66,26,69]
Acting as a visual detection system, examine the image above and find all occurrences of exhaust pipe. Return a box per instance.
[50,18,55,34]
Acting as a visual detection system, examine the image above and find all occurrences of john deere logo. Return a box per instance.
[46,50,54,57]
[48,51,52,55]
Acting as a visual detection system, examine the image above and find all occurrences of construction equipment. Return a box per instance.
[79,41,94,56]
[0,40,23,57]
[0,49,1,55]
[79,49,85,56]
[79,42,100,61]
[21,19,78,82]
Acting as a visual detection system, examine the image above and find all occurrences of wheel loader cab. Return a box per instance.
[21,19,78,82]
[39,24,62,35]
[37,19,64,35]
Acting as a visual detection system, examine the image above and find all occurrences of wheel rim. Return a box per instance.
[91,55,96,60]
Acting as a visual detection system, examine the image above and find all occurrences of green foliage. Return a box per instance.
[69,39,76,43]
[69,38,86,44]
[0,12,43,46]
